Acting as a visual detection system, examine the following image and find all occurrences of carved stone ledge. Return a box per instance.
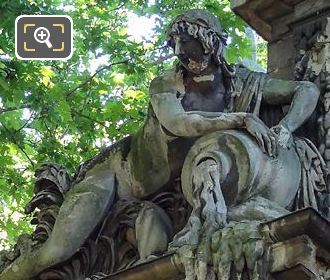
[264,208,330,249]
[265,208,330,280]
[273,264,317,280]
[231,0,330,79]
[270,235,318,278]
[99,209,330,280]
[230,0,330,42]
[100,254,183,280]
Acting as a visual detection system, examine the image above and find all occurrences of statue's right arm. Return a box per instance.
[150,90,247,137]
[149,72,247,137]
[150,92,247,137]
[149,74,276,155]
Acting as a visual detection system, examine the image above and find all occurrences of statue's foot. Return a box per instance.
[228,196,290,222]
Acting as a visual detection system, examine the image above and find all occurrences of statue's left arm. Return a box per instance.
[263,79,320,133]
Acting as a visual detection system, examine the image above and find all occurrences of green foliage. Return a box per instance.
[0,0,266,248]
[257,40,268,70]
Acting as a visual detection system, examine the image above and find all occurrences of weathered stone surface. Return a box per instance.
[264,208,330,249]
[2,5,330,280]
[101,254,183,280]
[267,36,296,79]
[273,265,317,280]
[231,0,330,41]
[102,209,330,280]
[293,16,330,175]
[265,208,330,279]
[232,0,330,79]
[270,235,317,276]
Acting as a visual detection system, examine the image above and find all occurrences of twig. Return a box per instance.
[110,1,126,11]
[0,104,31,114]
[16,110,38,132]
[72,109,108,128]
[66,60,129,98]
[151,53,175,65]
[1,123,35,168]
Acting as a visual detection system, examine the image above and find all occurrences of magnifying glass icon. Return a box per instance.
[34,27,53,48]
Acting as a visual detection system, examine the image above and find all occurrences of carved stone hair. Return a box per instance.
[167,20,227,66]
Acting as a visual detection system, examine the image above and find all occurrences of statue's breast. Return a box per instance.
[181,73,227,112]
[181,88,226,112]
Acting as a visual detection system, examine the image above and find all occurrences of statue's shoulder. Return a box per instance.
[149,67,184,96]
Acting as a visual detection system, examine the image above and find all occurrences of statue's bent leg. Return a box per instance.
[0,161,116,280]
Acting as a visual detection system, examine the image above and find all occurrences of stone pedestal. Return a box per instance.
[101,209,330,280]
[266,208,330,279]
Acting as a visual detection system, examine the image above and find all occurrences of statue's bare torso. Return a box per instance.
[112,67,228,199]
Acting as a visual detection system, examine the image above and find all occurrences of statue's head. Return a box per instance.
[166,9,229,74]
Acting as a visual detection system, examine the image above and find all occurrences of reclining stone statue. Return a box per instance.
[0,8,328,280]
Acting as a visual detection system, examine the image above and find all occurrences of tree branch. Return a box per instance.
[0,60,129,116]
[1,123,35,168]
[0,104,31,114]
[66,60,129,98]
[16,110,39,133]
[110,1,126,11]
[151,53,175,65]
[72,109,108,128]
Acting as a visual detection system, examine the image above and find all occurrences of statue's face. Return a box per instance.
[171,32,212,74]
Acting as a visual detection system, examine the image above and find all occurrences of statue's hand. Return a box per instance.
[270,124,293,149]
[245,114,277,157]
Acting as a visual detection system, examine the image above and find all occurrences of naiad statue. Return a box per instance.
[0,9,328,280]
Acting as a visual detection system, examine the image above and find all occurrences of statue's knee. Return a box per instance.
[135,202,173,259]
[40,244,73,268]
[67,176,116,205]
[81,163,115,193]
